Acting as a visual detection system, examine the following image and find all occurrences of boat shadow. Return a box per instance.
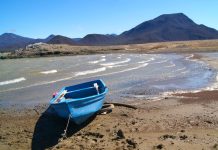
[31,106,96,150]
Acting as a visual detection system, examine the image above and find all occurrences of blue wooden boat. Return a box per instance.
[50,79,108,124]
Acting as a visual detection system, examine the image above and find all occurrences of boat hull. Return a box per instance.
[50,80,108,124]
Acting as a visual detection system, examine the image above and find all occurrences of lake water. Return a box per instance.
[0,53,217,106]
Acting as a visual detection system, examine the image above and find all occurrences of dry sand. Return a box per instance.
[1,53,218,150]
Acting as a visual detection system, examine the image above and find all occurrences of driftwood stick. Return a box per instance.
[104,102,138,110]
[98,104,114,115]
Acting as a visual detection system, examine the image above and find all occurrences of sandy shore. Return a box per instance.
[1,53,218,150]
[0,95,218,150]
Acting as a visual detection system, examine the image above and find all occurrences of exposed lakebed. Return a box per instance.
[0,53,217,106]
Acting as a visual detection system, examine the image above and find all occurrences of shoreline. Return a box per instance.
[160,53,218,98]
[1,39,218,59]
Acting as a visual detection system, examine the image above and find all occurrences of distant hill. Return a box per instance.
[0,33,56,52]
[1,13,218,51]
[0,33,35,52]
[72,38,82,42]
[78,34,117,45]
[43,34,56,42]
[47,35,77,45]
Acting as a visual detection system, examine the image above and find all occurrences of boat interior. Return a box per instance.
[65,87,97,99]
[51,80,107,103]
[64,82,106,99]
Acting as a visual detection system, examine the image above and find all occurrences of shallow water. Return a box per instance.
[0,53,216,106]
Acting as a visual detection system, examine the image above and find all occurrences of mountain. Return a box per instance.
[0,33,35,52]
[118,13,218,44]
[78,13,218,45]
[47,35,77,45]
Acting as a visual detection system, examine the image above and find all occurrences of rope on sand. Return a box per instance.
[33,109,40,115]
[61,114,72,141]
[104,102,138,110]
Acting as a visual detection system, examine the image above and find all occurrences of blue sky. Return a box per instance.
[0,0,218,38]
